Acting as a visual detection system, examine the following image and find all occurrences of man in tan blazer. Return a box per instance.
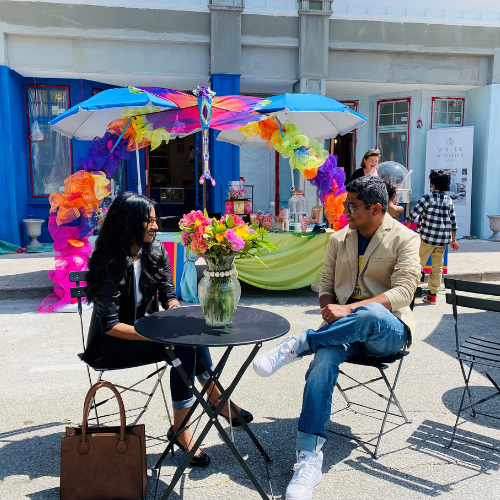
[253,176,421,500]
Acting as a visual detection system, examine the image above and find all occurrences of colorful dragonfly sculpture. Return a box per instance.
[107,86,270,186]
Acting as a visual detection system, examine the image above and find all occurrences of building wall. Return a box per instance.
[466,85,500,238]
[0,0,499,243]
[0,66,29,246]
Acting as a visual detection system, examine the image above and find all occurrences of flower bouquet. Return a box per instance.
[179,211,277,326]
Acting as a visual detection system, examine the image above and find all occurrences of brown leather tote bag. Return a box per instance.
[60,380,148,500]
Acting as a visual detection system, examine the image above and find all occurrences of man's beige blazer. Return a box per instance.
[318,213,421,345]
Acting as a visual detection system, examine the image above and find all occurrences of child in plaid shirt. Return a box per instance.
[406,170,459,304]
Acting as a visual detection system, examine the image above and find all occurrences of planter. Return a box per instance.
[198,254,241,326]
[487,215,500,242]
[22,218,45,249]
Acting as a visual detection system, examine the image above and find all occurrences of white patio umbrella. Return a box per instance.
[217,93,366,146]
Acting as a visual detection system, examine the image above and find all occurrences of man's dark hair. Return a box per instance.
[429,170,451,192]
[346,176,388,213]
[384,179,396,200]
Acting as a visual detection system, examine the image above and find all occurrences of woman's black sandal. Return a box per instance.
[167,426,210,467]
[210,405,253,427]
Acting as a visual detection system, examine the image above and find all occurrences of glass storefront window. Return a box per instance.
[110,159,126,195]
[432,98,464,128]
[377,99,410,168]
[27,87,71,197]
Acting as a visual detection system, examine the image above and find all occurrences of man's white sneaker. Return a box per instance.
[253,336,300,377]
[286,450,323,500]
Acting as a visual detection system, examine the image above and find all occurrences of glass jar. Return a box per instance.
[288,190,308,225]
[198,254,241,326]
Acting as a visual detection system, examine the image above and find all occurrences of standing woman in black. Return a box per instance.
[83,192,252,466]
[348,149,381,183]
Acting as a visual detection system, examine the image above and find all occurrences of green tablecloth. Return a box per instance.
[235,231,332,290]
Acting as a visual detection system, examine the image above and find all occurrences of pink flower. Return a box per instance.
[180,210,207,228]
[248,228,257,234]
[231,214,245,227]
[181,232,190,246]
[190,234,208,254]
[226,229,245,251]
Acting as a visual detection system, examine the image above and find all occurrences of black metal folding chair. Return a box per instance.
[326,292,418,458]
[445,277,500,450]
[69,271,172,427]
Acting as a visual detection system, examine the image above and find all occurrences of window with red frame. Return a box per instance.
[431,98,464,128]
[27,86,71,197]
[377,99,410,168]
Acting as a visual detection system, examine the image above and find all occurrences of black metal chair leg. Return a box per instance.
[157,364,173,428]
[459,359,476,417]
[379,361,411,423]
[449,362,474,448]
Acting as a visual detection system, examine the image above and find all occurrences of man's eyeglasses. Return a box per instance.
[145,216,161,226]
[343,202,372,214]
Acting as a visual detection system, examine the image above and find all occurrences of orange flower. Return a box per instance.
[215,232,225,242]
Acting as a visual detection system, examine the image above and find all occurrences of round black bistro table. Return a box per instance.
[135,305,290,500]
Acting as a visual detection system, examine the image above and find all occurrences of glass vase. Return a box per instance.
[198,254,241,327]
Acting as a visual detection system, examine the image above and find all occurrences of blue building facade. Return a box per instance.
[0,67,240,246]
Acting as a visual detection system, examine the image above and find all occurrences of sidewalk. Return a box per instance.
[1,239,499,299]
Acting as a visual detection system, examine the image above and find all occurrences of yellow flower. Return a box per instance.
[235,227,249,239]
[215,232,225,242]
[194,220,202,227]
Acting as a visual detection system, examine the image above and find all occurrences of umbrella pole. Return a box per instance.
[203,181,206,211]
[136,149,142,195]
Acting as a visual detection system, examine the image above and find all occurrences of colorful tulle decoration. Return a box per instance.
[38,132,131,314]
[49,170,100,226]
[238,117,348,229]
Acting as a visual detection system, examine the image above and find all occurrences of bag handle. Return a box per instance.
[79,381,127,454]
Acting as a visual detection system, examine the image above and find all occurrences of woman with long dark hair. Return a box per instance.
[83,192,252,466]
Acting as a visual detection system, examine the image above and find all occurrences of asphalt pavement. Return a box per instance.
[1,279,500,499]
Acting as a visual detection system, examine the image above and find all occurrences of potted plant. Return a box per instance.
[179,211,277,326]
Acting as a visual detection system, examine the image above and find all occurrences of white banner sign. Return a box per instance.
[425,127,474,238]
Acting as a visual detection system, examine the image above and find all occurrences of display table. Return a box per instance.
[235,230,333,290]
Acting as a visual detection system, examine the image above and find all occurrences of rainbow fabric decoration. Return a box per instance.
[107,86,270,185]
[238,118,348,230]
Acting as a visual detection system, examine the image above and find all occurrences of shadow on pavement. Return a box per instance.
[27,488,59,499]
[424,311,499,359]
[6,417,499,499]
[148,417,355,500]
[0,430,64,481]
[342,419,500,498]
[442,385,500,432]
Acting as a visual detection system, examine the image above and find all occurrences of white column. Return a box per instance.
[0,29,7,66]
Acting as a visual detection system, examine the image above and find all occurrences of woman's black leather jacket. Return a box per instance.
[82,240,177,363]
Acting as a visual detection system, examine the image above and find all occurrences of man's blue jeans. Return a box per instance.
[294,303,408,454]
